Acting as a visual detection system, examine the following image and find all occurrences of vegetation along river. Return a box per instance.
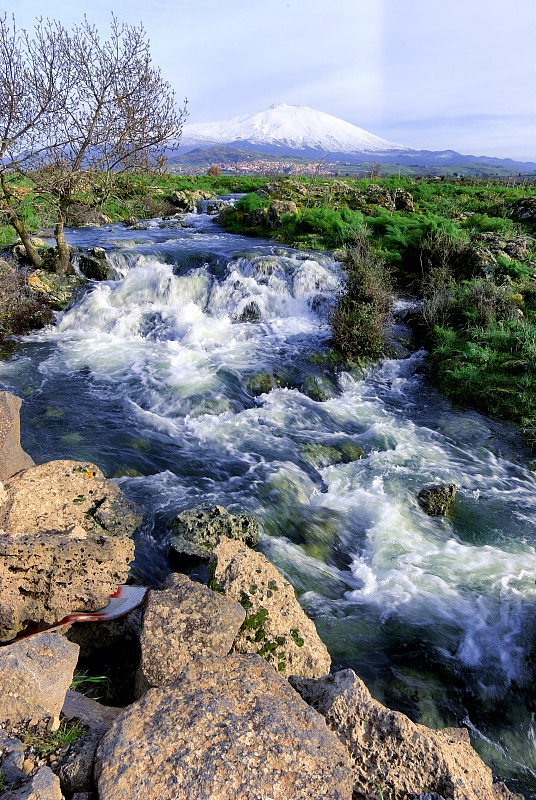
[2,207,536,797]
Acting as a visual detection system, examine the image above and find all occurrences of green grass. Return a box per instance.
[20,720,86,758]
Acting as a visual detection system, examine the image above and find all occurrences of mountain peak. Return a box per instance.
[182,104,411,154]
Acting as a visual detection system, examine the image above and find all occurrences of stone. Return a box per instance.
[0,633,79,725]
[65,204,110,227]
[393,188,415,212]
[211,537,331,678]
[267,199,298,227]
[417,483,457,517]
[59,727,105,794]
[62,690,121,731]
[236,300,262,323]
[291,669,517,800]
[0,733,25,783]
[1,460,142,539]
[365,184,395,210]
[0,529,134,641]
[301,374,337,402]
[2,766,62,800]
[78,248,109,281]
[168,504,259,562]
[95,654,353,800]
[0,392,34,481]
[136,573,245,693]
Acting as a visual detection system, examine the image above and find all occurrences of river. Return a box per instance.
[2,207,536,796]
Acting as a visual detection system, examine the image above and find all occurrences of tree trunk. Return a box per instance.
[54,218,73,275]
[0,176,44,269]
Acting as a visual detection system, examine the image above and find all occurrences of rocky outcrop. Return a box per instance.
[0,633,79,725]
[211,537,331,678]
[136,573,245,692]
[365,184,395,210]
[0,393,34,481]
[291,669,517,800]
[169,504,259,562]
[417,483,457,517]
[65,204,111,227]
[0,460,140,640]
[394,188,415,212]
[267,199,298,227]
[95,654,354,800]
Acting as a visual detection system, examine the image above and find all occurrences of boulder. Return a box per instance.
[0,460,140,640]
[0,632,79,725]
[65,204,110,227]
[1,459,141,539]
[417,483,457,517]
[95,654,353,800]
[365,184,395,210]
[1,766,62,800]
[268,200,298,227]
[59,728,105,795]
[291,669,517,800]
[169,504,259,562]
[78,248,109,281]
[62,690,121,731]
[136,572,245,693]
[0,732,26,784]
[211,537,331,678]
[0,392,34,481]
[0,529,134,641]
[394,188,415,212]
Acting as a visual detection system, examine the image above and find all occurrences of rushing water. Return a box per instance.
[2,209,536,796]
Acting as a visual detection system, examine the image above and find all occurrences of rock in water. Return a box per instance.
[0,460,140,641]
[0,392,34,481]
[95,654,353,800]
[417,484,457,517]
[0,633,79,725]
[291,669,518,800]
[136,573,245,693]
[168,504,259,561]
[211,537,331,678]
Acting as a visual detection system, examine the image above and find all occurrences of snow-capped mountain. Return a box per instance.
[181,103,412,155]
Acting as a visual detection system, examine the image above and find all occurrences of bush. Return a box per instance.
[330,233,392,360]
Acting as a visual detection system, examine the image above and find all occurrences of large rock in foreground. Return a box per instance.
[0,392,34,481]
[211,537,331,678]
[136,572,246,692]
[417,484,457,517]
[0,632,79,725]
[0,460,139,641]
[1,459,142,538]
[291,669,517,800]
[96,654,353,800]
[169,504,259,561]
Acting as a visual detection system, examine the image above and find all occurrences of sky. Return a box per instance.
[5,0,536,161]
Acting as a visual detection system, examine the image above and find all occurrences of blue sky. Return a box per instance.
[6,0,536,160]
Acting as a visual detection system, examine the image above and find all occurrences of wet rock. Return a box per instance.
[26,270,83,310]
[291,669,517,800]
[122,216,138,227]
[0,392,34,481]
[211,537,331,678]
[0,460,139,640]
[0,633,79,724]
[169,504,259,562]
[246,372,274,396]
[95,654,353,800]
[136,573,245,694]
[2,766,62,800]
[301,374,337,401]
[236,300,262,323]
[78,248,109,281]
[301,441,365,469]
[417,483,457,517]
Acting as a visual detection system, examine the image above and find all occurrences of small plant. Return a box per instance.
[21,721,86,759]
[0,767,5,791]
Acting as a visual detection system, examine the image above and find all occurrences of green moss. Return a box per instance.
[241,607,268,630]
[291,628,305,648]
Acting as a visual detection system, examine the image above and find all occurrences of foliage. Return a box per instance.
[0,261,55,338]
[21,720,86,758]
[235,193,270,212]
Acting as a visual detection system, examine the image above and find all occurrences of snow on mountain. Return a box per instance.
[181,103,412,154]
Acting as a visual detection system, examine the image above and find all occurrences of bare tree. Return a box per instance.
[0,14,71,267]
[1,14,187,273]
